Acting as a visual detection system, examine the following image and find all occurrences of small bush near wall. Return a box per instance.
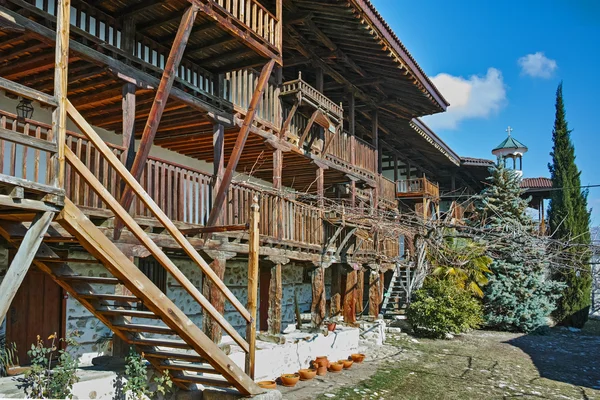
[406,279,483,339]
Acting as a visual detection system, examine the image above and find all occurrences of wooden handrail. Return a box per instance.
[0,77,57,107]
[65,100,253,330]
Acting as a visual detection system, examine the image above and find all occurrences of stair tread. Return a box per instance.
[112,323,174,335]
[162,360,217,374]
[60,275,121,284]
[173,373,232,388]
[133,338,191,349]
[98,308,161,319]
[78,293,141,302]
[144,350,206,363]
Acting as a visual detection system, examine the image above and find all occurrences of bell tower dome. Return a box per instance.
[492,126,528,176]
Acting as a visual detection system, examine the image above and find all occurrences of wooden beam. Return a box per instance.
[369,270,380,318]
[298,109,319,148]
[52,0,71,189]
[343,269,357,324]
[0,211,54,326]
[245,196,260,379]
[180,224,248,235]
[116,4,199,235]
[356,268,364,314]
[205,59,275,228]
[0,77,57,107]
[0,127,58,153]
[202,255,228,343]
[122,83,136,169]
[268,262,282,334]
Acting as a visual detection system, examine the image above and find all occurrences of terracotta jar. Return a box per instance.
[328,362,344,372]
[280,373,300,387]
[314,356,329,368]
[340,359,353,369]
[326,322,337,332]
[351,353,366,363]
[257,380,277,390]
[298,368,317,381]
[316,364,328,376]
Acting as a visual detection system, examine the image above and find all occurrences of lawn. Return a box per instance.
[317,320,600,400]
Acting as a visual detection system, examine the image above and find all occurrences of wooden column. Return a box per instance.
[368,269,380,318]
[316,167,324,208]
[343,269,357,324]
[122,83,136,170]
[273,148,283,240]
[245,196,259,379]
[267,260,284,335]
[117,5,199,222]
[206,59,276,228]
[393,154,399,183]
[372,108,380,174]
[330,264,342,317]
[355,268,364,314]
[213,123,225,224]
[311,265,326,327]
[315,67,324,92]
[52,0,71,189]
[348,94,355,137]
[0,212,54,326]
[202,251,235,344]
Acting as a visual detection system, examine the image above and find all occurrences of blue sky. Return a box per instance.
[371,0,600,224]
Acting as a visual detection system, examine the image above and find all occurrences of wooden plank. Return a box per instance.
[160,360,216,375]
[0,173,64,196]
[63,147,250,353]
[117,4,200,234]
[0,127,57,153]
[113,323,174,335]
[0,211,54,325]
[180,223,248,235]
[56,199,260,395]
[52,0,71,189]
[98,308,160,319]
[205,59,275,228]
[245,196,259,379]
[0,77,57,107]
[65,102,252,324]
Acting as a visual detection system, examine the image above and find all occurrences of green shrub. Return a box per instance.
[406,278,483,338]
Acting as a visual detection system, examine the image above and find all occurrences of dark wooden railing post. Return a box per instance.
[246,196,259,379]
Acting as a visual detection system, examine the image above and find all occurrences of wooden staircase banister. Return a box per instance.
[65,100,252,324]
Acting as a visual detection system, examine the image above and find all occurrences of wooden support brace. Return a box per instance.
[279,99,299,138]
[206,59,276,228]
[298,109,319,148]
[245,196,260,379]
[116,4,199,237]
[0,211,54,326]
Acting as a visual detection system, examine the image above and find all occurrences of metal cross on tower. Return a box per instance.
[506,126,513,136]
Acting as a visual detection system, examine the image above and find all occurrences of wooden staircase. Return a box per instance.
[381,264,410,319]
[0,97,263,396]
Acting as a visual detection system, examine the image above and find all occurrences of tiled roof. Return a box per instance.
[461,157,495,167]
[521,177,552,189]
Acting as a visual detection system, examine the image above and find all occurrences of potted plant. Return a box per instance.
[0,342,25,377]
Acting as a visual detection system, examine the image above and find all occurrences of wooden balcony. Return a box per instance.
[378,175,397,208]
[280,74,343,125]
[396,177,440,200]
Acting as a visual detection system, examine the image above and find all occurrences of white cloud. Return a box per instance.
[423,68,506,130]
[518,52,557,78]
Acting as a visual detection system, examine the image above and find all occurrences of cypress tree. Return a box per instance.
[548,82,592,328]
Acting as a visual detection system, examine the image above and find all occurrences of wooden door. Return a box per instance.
[6,266,64,365]
[259,266,271,332]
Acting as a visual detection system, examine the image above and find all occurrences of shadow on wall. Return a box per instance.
[505,326,600,390]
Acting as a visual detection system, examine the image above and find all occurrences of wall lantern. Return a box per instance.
[16,98,34,122]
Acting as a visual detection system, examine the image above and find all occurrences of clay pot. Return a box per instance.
[316,365,328,376]
[340,359,353,369]
[298,368,317,381]
[280,373,300,387]
[351,353,366,363]
[314,356,329,368]
[328,362,344,372]
[326,322,337,332]
[7,366,29,376]
[257,380,277,390]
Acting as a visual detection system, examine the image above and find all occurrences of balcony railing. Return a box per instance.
[397,177,440,199]
[378,175,397,208]
[280,74,343,123]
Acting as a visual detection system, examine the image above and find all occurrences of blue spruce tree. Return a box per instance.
[474,160,564,332]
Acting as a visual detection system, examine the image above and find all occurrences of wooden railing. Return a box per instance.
[322,132,377,177]
[396,177,440,199]
[378,175,396,207]
[280,74,343,122]
[214,0,281,51]
[354,136,376,175]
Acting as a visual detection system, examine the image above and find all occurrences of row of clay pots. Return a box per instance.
[258,353,366,389]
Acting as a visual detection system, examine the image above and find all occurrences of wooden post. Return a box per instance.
[368,269,380,318]
[206,59,276,228]
[393,154,399,183]
[122,83,136,170]
[245,196,259,379]
[203,251,235,344]
[348,94,355,137]
[372,108,379,174]
[0,212,54,325]
[315,67,324,92]
[343,269,357,324]
[213,123,225,224]
[311,265,326,327]
[355,268,364,314]
[117,5,199,230]
[268,262,282,334]
[316,167,324,208]
[275,0,283,52]
[52,0,71,189]
[273,148,283,240]
[330,264,341,317]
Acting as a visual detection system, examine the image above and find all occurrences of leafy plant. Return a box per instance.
[406,278,483,339]
[430,235,492,298]
[118,348,173,400]
[0,342,19,377]
[21,332,80,399]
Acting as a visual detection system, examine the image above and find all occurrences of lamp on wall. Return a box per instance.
[16,98,34,122]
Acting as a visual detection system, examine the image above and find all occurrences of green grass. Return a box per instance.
[316,327,600,400]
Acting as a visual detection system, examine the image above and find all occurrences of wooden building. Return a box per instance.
[0,0,486,395]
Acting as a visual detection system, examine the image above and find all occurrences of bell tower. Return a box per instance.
[492,126,528,176]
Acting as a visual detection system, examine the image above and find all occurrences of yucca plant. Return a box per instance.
[430,235,492,298]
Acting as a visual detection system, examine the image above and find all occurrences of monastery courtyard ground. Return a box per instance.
[281,320,600,400]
